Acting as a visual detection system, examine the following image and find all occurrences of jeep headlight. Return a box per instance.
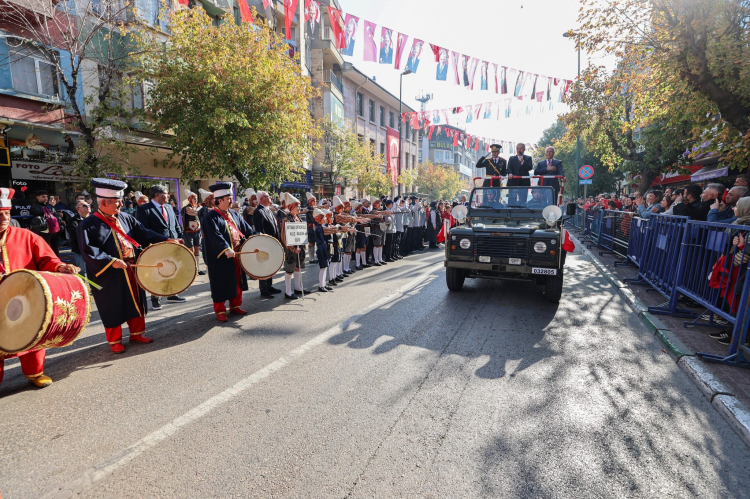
[533,241,547,253]
[459,238,472,249]
[550,239,558,245]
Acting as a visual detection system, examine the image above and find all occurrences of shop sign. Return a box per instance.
[11,161,81,182]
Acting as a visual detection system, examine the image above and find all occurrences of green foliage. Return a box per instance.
[352,141,394,196]
[321,118,369,185]
[413,161,464,200]
[137,8,320,187]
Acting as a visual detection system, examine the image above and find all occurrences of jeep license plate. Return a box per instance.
[532,268,557,275]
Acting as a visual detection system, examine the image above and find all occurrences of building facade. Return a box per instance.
[420,124,483,185]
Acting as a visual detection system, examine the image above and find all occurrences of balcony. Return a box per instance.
[323,69,343,101]
[312,27,344,66]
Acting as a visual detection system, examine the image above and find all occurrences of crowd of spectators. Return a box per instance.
[575,174,750,224]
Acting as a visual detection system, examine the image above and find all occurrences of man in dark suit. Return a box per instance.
[436,49,448,81]
[507,143,533,205]
[252,191,282,298]
[534,146,565,203]
[405,40,422,73]
[477,144,507,187]
[379,30,393,64]
[136,185,186,309]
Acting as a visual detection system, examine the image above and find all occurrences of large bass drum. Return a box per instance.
[0,270,91,355]
[238,234,284,280]
[134,241,197,297]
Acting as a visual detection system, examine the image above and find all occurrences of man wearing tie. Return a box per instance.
[477,144,507,187]
[506,143,533,205]
[253,191,283,298]
[436,49,448,81]
[136,185,186,310]
[534,146,564,203]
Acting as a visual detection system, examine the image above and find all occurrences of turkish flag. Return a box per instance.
[262,0,269,8]
[563,230,576,252]
[428,126,435,140]
[284,0,298,41]
[453,132,460,147]
[466,134,471,149]
[238,0,254,23]
[327,7,346,49]
[394,32,408,69]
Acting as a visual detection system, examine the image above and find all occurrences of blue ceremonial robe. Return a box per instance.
[78,212,168,328]
[203,208,256,303]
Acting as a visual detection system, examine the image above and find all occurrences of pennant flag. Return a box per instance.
[379,27,394,64]
[453,131,460,147]
[341,14,359,56]
[466,134,471,149]
[363,20,378,62]
[428,126,435,140]
[451,106,463,114]
[448,52,459,85]
[513,70,524,97]
[409,112,419,130]
[326,7,346,49]
[492,64,499,93]
[473,104,482,121]
[441,109,450,126]
[465,105,474,123]
[468,57,479,89]
[405,39,423,73]
[263,0,269,8]
[474,137,480,151]
[436,126,442,137]
[304,0,311,21]
[284,0,299,41]
[478,61,489,91]
[431,45,449,81]
[238,0,253,23]
[461,55,471,86]
[500,66,508,94]
[530,74,539,100]
[482,102,492,119]
[402,112,407,123]
[394,32,408,69]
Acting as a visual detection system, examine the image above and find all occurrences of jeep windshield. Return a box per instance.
[469,186,555,211]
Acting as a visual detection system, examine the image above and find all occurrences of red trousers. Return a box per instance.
[213,260,244,314]
[0,349,46,385]
[105,316,146,345]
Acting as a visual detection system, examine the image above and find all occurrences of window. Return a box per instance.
[233,6,241,25]
[389,111,394,128]
[369,100,375,122]
[412,130,417,142]
[379,106,385,127]
[412,155,416,168]
[369,139,376,157]
[9,46,58,98]
[405,155,409,168]
[380,142,385,156]
[357,134,364,143]
[357,92,364,117]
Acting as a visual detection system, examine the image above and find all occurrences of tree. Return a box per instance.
[320,118,368,187]
[413,161,464,200]
[577,0,750,170]
[534,119,618,197]
[138,8,320,187]
[1,0,148,178]
[351,142,394,196]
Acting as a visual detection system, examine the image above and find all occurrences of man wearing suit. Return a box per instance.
[534,146,564,203]
[405,41,422,73]
[379,30,393,64]
[507,143,533,206]
[252,191,283,298]
[436,49,448,81]
[136,185,186,310]
[477,144,507,187]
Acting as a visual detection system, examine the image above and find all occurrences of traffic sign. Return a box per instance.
[579,179,592,185]
[579,165,594,179]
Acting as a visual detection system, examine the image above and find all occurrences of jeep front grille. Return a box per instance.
[475,235,529,260]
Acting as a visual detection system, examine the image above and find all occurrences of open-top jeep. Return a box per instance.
[444,184,574,302]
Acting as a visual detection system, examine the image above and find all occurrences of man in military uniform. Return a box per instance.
[477,144,507,187]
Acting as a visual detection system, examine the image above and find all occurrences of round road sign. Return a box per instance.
[579,165,594,179]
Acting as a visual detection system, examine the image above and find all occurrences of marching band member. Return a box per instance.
[341,198,356,273]
[181,189,206,276]
[242,188,258,229]
[198,188,215,267]
[203,182,256,322]
[313,208,333,292]
[331,196,349,282]
[279,193,304,300]
[78,179,172,354]
[352,201,369,270]
[305,193,317,265]
[0,187,80,387]
[326,210,343,286]
[369,196,387,266]
[384,200,397,262]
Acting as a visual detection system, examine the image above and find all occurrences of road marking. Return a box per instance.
[41,262,443,499]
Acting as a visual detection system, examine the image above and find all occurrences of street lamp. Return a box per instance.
[398,69,412,197]
[563,30,581,200]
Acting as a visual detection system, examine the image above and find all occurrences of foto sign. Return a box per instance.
[284,222,308,246]
[578,165,594,179]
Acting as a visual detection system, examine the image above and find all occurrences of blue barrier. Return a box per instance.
[625,214,691,307]
[654,220,750,324]
[586,210,603,249]
[598,210,617,254]
[625,216,649,268]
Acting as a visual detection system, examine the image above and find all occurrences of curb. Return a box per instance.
[568,230,750,449]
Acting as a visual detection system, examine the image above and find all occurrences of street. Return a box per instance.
[2,248,750,498]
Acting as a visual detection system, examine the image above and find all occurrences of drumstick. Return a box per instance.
[235,249,270,257]
[130,262,164,269]
[78,273,103,290]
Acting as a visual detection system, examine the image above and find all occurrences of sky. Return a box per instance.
[336,0,600,148]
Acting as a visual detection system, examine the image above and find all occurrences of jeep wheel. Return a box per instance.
[446,267,465,291]
[544,270,564,303]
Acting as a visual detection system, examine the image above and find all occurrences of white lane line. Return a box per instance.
[41,263,443,499]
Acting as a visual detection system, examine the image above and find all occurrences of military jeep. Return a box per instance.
[444,185,573,302]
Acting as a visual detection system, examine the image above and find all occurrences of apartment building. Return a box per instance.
[421,124,481,184]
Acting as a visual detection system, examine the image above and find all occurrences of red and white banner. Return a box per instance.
[386,126,400,184]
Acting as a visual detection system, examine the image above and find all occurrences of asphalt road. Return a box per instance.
[2,247,750,498]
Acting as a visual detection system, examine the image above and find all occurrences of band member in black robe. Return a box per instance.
[78,178,170,354]
[203,182,256,322]
[477,144,507,187]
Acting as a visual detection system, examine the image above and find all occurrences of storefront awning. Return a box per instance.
[691,165,729,182]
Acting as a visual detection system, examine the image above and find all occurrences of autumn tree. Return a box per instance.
[351,141,393,196]
[576,0,750,170]
[138,8,320,187]
[321,118,369,188]
[413,161,464,200]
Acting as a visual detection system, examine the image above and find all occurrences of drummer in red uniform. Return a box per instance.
[78,179,174,354]
[0,187,80,387]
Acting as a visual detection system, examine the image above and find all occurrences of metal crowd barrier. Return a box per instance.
[625,216,649,268]
[586,210,603,248]
[613,211,635,260]
[597,210,617,255]
[625,214,691,307]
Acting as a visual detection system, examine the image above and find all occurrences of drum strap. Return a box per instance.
[214,208,242,248]
[94,212,141,249]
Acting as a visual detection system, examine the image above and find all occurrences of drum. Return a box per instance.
[238,234,284,279]
[134,241,197,297]
[0,270,91,355]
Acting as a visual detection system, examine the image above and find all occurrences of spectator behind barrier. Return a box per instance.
[634,190,664,219]
[673,184,713,221]
[660,194,673,213]
[708,186,749,224]
[735,174,750,196]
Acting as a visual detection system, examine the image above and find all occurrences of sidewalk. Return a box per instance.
[568,228,750,446]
